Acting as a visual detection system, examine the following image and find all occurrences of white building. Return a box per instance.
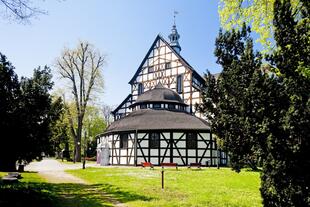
[97,23,227,167]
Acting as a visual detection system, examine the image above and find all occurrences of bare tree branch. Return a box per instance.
[0,0,47,23]
[55,40,105,162]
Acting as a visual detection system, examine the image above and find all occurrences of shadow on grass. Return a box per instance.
[0,182,153,207]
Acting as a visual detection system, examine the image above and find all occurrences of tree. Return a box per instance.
[211,0,309,205]
[218,0,302,52]
[0,53,21,171]
[0,0,46,23]
[260,0,310,206]
[18,66,62,162]
[84,105,107,156]
[56,41,105,162]
[197,25,263,172]
[102,104,113,125]
[0,55,62,171]
[49,96,70,158]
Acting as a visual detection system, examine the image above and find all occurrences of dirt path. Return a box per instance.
[25,159,126,207]
[26,159,86,183]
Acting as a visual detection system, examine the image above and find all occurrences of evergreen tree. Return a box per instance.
[200,0,309,205]
[0,53,21,171]
[198,25,262,172]
[260,0,310,206]
[0,55,63,171]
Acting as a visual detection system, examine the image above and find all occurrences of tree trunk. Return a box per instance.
[0,158,16,172]
[75,142,81,162]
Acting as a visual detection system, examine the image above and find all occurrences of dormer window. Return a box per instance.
[165,62,171,69]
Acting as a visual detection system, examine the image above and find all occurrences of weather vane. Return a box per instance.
[174,10,179,25]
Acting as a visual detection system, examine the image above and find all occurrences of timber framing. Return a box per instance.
[98,129,227,167]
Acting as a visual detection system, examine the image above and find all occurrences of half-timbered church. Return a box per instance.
[97,22,227,167]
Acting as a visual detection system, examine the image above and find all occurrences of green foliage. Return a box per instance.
[212,0,310,205]
[0,55,63,171]
[260,0,310,206]
[218,0,302,53]
[0,53,21,171]
[197,25,262,172]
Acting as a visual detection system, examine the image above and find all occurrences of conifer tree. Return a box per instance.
[198,25,262,172]
[260,0,310,206]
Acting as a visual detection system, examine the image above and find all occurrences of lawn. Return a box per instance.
[68,167,262,207]
[0,171,114,207]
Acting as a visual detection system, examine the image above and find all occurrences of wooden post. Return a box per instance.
[161,167,164,190]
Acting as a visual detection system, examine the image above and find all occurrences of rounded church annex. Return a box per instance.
[97,83,227,166]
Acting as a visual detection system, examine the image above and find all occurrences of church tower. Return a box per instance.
[168,14,181,53]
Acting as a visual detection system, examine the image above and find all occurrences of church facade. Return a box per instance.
[97,24,228,167]
[111,24,205,120]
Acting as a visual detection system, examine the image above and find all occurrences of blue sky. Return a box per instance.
[0,0,222,106]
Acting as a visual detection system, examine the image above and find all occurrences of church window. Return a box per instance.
[165,62,171,69]
[168,104,175,110]
[177,75,183,94]
[153,103,161,109]
[120,134,128,149]
[148,66,154,73]
[149,132,160,149]
[186,133,197,149]
[138,83,144,95]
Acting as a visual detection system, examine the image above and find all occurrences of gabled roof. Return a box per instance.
[128,34,205,85]
[111,94,132,115]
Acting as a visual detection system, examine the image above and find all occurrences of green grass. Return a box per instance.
[68,167,262,207]
[0,171,114,207]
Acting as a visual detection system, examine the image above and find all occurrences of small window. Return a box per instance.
[168,104,175,110]
[140,104,147,109]
[138,83,144,95]
[165,62,171,69]
[148,66,154,73]
[153,103,161,109]
[120,134,128,149]
[186,133,197,149]
[177,75,183,94]
[149,133,160,149]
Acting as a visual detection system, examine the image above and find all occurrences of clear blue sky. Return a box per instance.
[0,0,222,107]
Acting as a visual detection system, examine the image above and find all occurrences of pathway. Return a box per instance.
[25,159,126,207]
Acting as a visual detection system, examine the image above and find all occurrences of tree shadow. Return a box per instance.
[0,181,153,207]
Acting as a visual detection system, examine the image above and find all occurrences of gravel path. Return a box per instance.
[25,159,87,184]
[25,159,126,207]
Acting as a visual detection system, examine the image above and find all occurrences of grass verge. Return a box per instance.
[0,171,114,207]
[68,167,262,207]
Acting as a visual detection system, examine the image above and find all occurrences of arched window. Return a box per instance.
[177,75,183,94]
[138,83,144,95]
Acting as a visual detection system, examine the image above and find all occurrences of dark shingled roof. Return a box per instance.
[132,83,186,106]
[104,109,210,134]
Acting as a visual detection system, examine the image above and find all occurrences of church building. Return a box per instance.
[97,23,227,167]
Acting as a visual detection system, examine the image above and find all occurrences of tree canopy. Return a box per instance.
[218,0,302,52]
[202,0,309,205]
[0,53,63,171]
[56,41,105,162]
